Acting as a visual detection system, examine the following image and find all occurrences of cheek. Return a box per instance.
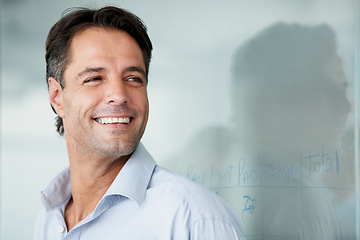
[131,87,148,106]
[133,92,149,126]
[139,92,149,115]
[63,90,103,119]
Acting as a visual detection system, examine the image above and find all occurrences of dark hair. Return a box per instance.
[45,6,153,135]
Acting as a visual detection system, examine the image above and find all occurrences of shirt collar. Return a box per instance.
[104,142,156,206]
[40,142,156,211]
[40,167,71,211]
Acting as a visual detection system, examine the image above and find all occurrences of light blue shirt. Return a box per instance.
[33,143,246,240]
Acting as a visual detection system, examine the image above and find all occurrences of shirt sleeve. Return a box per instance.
[191,218,246,240]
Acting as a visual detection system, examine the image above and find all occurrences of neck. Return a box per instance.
[64,148,131,231]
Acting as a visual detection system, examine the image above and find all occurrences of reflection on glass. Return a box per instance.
[171,23,355,239]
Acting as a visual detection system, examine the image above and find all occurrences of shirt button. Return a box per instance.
[58,225,65,233]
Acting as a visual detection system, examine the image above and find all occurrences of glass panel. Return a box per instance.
[1,0,358,239]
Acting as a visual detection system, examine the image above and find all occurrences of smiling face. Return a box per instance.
[49,27,149,161]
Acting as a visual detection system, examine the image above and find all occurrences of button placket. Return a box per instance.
[58,225,65,233]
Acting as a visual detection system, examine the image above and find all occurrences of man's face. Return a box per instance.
[50,27,149,160]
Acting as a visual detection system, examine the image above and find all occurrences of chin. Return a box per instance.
[101,140,139,158]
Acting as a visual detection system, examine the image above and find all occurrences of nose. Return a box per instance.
[105,79,128,105]
[342,96,352,115]
[337,82,352,115]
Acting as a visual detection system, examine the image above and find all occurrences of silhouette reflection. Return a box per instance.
[169,23,355,239]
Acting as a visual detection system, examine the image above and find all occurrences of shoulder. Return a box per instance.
[153,167,219,203]
[148,166,246,239]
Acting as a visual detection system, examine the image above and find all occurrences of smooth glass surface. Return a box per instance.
[1,0,358,239]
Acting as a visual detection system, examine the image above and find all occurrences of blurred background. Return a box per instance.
[1,0,359,239]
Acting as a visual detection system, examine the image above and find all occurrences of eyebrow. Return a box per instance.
[125,66,146,78]
[76,66,146,79]
[77,67,105,80]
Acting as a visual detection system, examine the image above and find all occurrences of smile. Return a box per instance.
[94,117,131,124]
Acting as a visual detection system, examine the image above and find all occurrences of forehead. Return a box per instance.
[67,27,145,68]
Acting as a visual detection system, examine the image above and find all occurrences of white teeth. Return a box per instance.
[96,117,130,124]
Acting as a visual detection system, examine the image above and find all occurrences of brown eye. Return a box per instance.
[128,77,142,83]
[126,76,144,86]
[84,76,102,84]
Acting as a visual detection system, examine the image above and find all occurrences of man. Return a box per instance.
[33,6,246,240]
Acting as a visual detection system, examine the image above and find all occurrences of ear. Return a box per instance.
[48,77,65,118]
